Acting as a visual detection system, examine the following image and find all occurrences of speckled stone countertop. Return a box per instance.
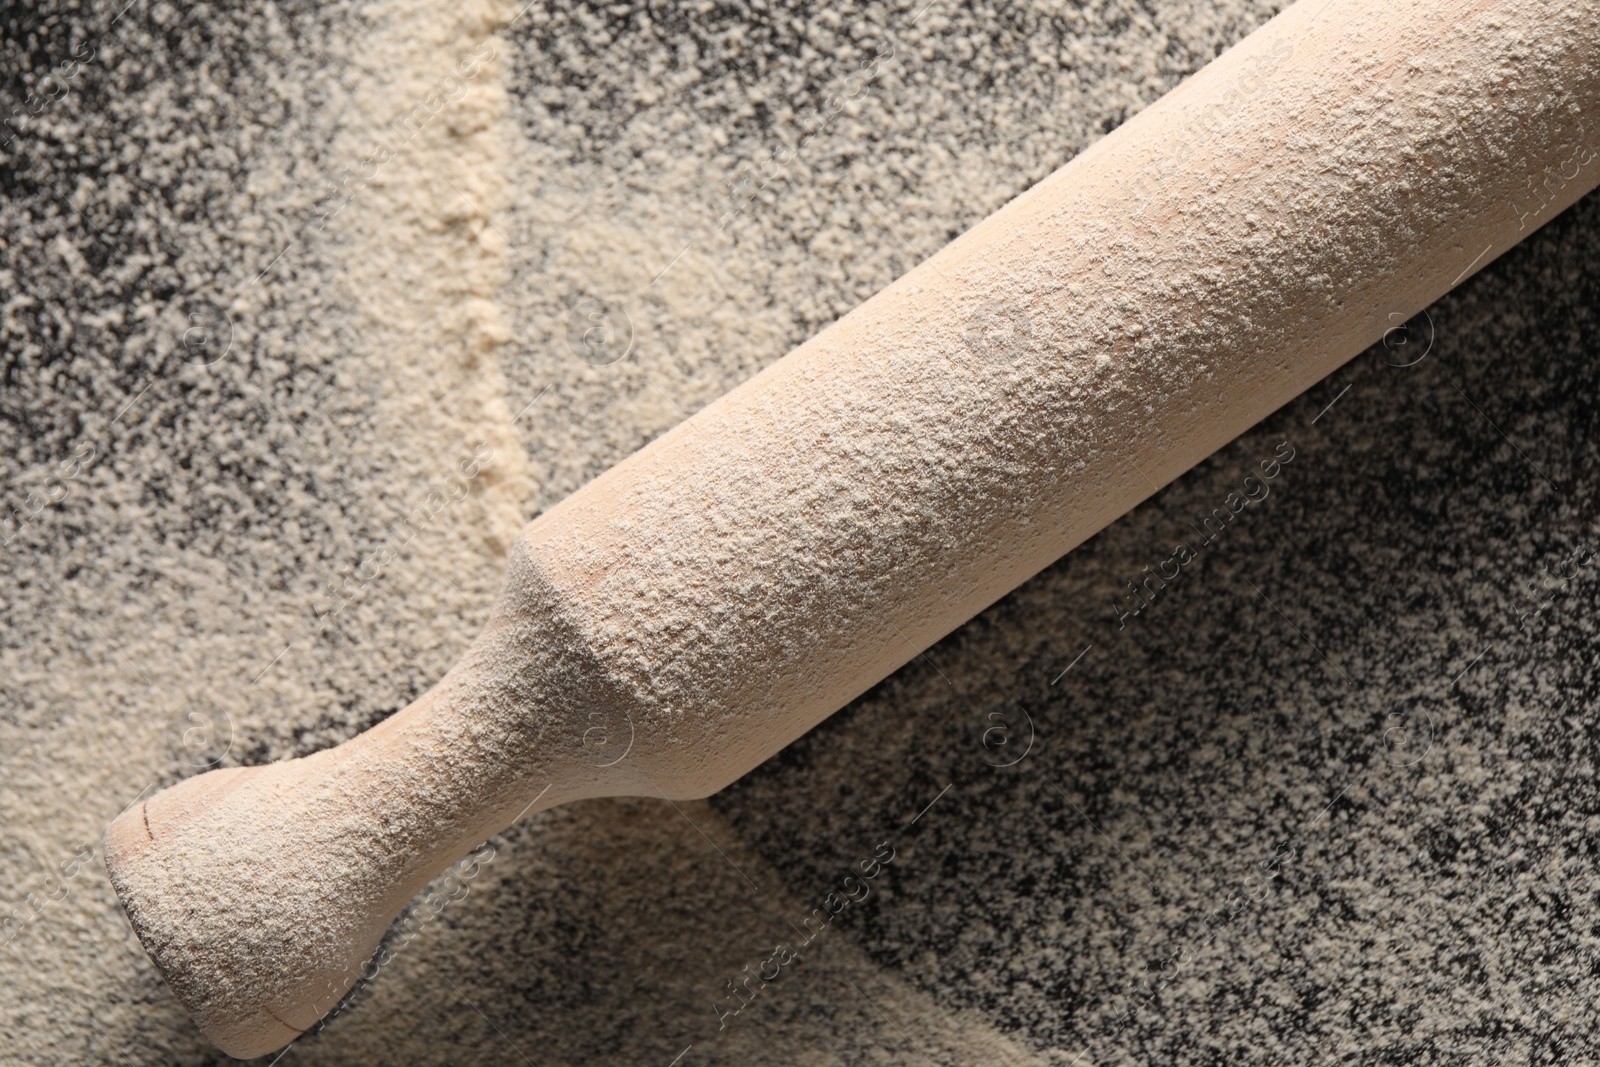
[4,1,1598,1064]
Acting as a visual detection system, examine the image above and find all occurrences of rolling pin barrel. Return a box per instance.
[105,0,1600,1056]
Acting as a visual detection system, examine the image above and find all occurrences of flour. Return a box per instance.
[9,0,1600,1064]
[2,0,530,1060]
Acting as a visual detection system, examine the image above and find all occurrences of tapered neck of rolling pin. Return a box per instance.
[102,540,649,1057]
[333,602,646,849]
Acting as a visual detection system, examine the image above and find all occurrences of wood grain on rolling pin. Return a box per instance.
[518,0,1600,798]
[103,0,1600,1057]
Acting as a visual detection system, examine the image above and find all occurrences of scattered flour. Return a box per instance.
[7,0,1600,1065]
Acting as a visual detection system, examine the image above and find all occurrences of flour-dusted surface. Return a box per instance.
[515,0,1600,811]
[5,2,1600,1066]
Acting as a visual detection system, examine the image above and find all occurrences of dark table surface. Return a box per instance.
[4,1,1598,1063]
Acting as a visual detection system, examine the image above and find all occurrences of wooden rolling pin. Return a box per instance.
[105,0,1600,1056]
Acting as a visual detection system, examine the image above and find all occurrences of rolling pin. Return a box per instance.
[104,0,1600,1056]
